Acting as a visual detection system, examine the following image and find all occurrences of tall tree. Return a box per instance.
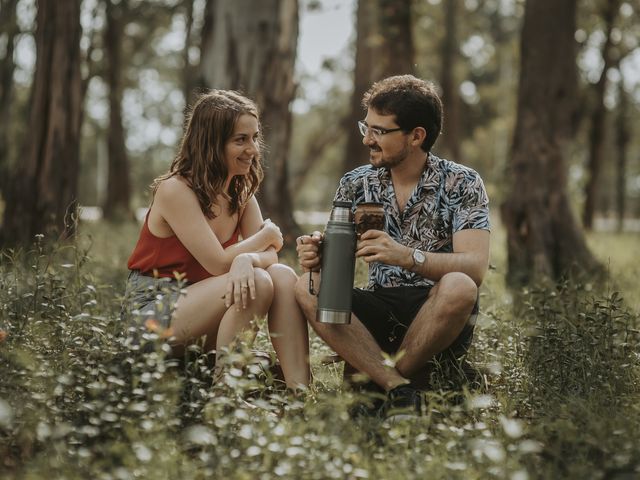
[614,78,630,232]
[343,0,415,173]
[0,0,19,201]
[378,0,415,75]
[199,0,300,241]
[103,0,132,221]
[182,0,201,107]
[1,0,83,245]
[582,0,620,230]
[343,1,380,174]
[439,0,461,161]
[501,0,600,285]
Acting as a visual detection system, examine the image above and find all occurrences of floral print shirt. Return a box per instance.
[333,153,490,289]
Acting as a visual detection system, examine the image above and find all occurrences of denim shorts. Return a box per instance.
[121,270,186,329]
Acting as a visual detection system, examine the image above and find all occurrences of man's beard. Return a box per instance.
[369,143,410,169]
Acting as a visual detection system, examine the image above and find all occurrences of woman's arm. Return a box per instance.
[232,196,280,269]
[155,178,279,276]
[223,196,280,309]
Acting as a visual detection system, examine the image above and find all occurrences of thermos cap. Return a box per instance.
[330,200,353,223]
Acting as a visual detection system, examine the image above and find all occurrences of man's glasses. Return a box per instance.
[358,120,404,139]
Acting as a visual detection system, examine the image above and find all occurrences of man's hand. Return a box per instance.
[356,230,413,268]
[296,231,323,272]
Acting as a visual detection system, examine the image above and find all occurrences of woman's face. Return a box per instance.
[224,114,260,178]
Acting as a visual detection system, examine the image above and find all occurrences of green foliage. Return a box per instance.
[0,224,639,479]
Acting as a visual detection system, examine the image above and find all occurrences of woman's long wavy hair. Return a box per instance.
[153,90,264,218]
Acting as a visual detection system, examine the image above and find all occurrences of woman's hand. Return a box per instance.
[259,219,284,252]
[225,254,256,311]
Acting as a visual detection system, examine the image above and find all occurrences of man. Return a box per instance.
[295,75,490,416]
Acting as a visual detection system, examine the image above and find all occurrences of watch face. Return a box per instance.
[413,249,426,264]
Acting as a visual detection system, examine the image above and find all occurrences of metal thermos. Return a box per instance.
[317,201,357,324]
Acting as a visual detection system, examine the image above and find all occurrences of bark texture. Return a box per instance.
[199,0,300,241]
[1,0,83,245]
[501,0,600,285]
[615,81,629,232]
[0,0,19,200]
[582,0,620,230]
[439,0,461,162]
[103,0,132,221]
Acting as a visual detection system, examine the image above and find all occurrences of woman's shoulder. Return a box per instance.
[154,176,202,213]
[156,175,192,198]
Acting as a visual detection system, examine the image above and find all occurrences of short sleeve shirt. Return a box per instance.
[333,153,490,289]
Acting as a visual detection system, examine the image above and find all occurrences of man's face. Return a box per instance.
[361,108,410,169]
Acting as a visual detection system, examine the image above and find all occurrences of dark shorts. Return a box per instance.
[121,270,185,329]
[351,286,477,360]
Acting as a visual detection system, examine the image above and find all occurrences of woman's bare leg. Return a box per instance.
[170,268,274,355]
[266,264,310,389]
[215,268,273,352]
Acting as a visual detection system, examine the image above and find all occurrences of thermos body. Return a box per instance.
[317,202,357,324]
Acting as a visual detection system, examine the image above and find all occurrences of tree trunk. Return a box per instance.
[615,80,629,232]
[378,0,415,76]
[582,0,619,230]
[439,0,461,161]
[199,0,300,242]
[1,0,83,246]
[343,1,379,174]
[0,0,19,201]
[103,0,132,221]
[182,0,199,107]
[343,0,415,173]
[500,0,600,286]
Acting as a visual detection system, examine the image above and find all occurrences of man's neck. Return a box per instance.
[390,150,428,187]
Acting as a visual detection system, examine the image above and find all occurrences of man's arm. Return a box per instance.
[356,228,490,287]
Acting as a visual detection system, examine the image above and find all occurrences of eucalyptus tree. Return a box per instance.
[501,0,600,285]
[343,0,415,173]
[2,0,83,245]
[199,0,300,240]
[582,0,621,230]
[103,0,133,221]
[438,0,461,162]
[614,79,630,231]
[0,0,19,203]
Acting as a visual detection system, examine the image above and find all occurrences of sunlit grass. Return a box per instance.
[586,230,640,310]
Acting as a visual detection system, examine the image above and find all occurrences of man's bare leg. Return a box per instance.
[294,272,408,391]
[395,272,478,379]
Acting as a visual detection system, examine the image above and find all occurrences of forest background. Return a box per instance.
[0,0,639,479]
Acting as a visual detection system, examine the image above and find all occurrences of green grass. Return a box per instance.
[0,220,638,479]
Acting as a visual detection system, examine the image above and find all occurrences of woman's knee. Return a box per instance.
[253,268,275,305]
[266,263,298,289]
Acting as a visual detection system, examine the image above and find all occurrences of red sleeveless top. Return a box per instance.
[127,215,240,284]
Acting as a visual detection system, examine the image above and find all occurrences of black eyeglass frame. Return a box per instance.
[357,120,404,138]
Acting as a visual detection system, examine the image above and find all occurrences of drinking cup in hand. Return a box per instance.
[354,202,385,238]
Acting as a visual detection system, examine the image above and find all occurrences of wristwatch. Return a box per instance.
[412,248,426,269]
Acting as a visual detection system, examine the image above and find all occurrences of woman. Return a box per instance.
[124,90,309,390]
